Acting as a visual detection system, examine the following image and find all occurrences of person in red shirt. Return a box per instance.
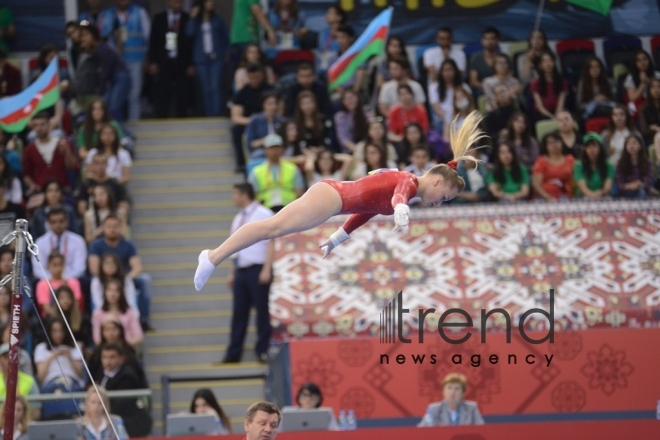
[387,83,429,142]
[532,131,575,200]
[195,111,487,290]
[243,401,281,440]
[0,49,22,97]
[23,112,78,197]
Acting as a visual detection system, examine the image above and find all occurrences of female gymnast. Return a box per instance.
[194,111,487,291]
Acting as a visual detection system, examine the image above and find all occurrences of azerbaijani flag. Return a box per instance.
[328,7,393,92]
[0,58,60,133]
[566,0,613,16]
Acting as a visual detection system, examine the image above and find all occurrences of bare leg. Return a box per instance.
[194,183,343,290]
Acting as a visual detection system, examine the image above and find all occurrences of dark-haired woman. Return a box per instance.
[388,84,429,143]
[334,89,368,154]
[502,111,539,170]
[295,91,335,152]
[34,318,84,392]
[92,278,143,347]
[487,142,529,201]
[624,49,660,116]
[576,56,615,120]
[429,59,470,132]
[233,44,275,91]
[518,29,551,84]
[376,36,411,88]
[246,92,285,160]
[190,388,232,434]
[30,179,78,239]
[640,77,660,145]
[85,123,132,185]
[574,133,614,198]
[601,104,641,165]
[532,132,575,200]
[268,0,307,50]
[531,51,567,121]
[615,134,653,198]
[317,5,346,70]
[76,98,125,161]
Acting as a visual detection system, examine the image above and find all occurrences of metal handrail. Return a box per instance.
[0,389,152,403]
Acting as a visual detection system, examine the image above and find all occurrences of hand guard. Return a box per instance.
[319,227,350,258]
[393,203,410,233]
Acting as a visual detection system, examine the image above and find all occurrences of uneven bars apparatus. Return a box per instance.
[1,220,31,440]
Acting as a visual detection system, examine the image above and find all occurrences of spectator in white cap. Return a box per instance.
[248,134,305,213]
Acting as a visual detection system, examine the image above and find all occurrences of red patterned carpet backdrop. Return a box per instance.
[269,200,660,339]
[288,328,660,418]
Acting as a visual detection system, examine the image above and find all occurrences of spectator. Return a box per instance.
[602,104,640,165]
[32,208,88,280]
[404,145,435,177]
[0,6,16,53]
[397,123,426,167]
[353,143,397,180]
[92,279,143,347]
[88,215,152,331]
[222,183,274,363]
[0,49,21,97]
[294,91,335,152]
[304,150,352,185]
[453,149,491,203]
[532,132,575,201]
[29,46,70,121]
[79,0,103,24]
[65,21,82,69]
[86,124,133,185]
[85,184,127,243]
[576,56,616,120]
[331,25,366,97]
[317,5,346,71]
[469,27,500,95]
[0,177,23,220]
[93,343,152,437]
[44,286,93,354]
[230,0,276,59]
[77,154,129,221]
[334,89,368,154]
[615,134,653,198]
[557,111,583,158]
[231,63,273,173]
[0,325,34,376]
[35,253,84,317]
[531,51,567,122]
[574,132,614,198]
[99,0,151,120]
[77,386,129,440]
[246,92,285,160]
[296,383,323,409]
[148,0,195,118]
[76,98,126,162]
[91,252,138,314]
[483,84,518,140]
[429,59,470,132]
[423,27,466,83]
[640,77,660,145]
[487,141,530,202]
[446,86,475,137]
[187,0,229,117]
[483,53,521,110]
[0,251,11,280]
[244,402,281,440]
[624,49,660,113]
[248,134,304,212]
[0,286,10,329]
[278,120,306,165]
[0,130,21,176]
[502,111,540,170]
[0,395,29,440]
[234,44,275,91]
[87,318,146,385]
[30,176,80,235]
[354,118,398,163]
[518,29,550,84]
[0,154,23,205]
[418,373,484,426]
[268,0,307,50]
[284,63,333,118]
[190,388,232,434]
[75,21,131,121]
[34,317,84,392]
[376,36,411,88]
[378,57,426,117]
[388,84,429,142]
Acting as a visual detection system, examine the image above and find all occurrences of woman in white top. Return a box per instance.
[352,143,398,180]
[84,185,127,244]
[304,150,352,186]
[601,104,641,165]
[429,59,471,131]
[34,317,84,392]
[353,118,398,163]
[624,49,660,110]
[91,252,138,314]
[85,124,132,185]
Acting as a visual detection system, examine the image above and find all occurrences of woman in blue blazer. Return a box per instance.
[186,0,229,116]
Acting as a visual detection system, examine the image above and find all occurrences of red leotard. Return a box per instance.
[320,170,419,234]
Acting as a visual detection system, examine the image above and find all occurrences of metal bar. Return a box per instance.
[3,220,27,440]
[162,375,170,433]
[0,389,152,403]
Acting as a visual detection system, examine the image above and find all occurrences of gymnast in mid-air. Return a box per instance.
[194,111,486,291]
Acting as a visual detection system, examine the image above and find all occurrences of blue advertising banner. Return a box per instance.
[300,0,660,45]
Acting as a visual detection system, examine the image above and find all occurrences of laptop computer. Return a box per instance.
[166,413,218,437]
[27,420,79,440]
[280,408,334,432]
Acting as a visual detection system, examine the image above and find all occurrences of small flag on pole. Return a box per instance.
[0,58,60,133]
[327,7,393,92]
[566,0,613,16]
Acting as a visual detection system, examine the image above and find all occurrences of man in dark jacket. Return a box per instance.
[284,62,332,118]
[148,0,194,118]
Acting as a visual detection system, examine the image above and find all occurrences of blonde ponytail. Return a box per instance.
[448,110,488,167]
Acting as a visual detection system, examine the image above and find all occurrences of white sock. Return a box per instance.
[194,250,215,291]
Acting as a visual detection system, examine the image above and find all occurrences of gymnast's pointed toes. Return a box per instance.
[194,249,214,291]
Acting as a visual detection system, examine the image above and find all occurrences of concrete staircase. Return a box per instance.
[127,118,268,435]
